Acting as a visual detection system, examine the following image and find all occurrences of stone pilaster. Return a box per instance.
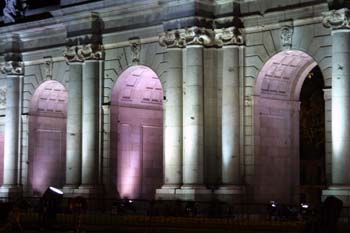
[63,46,83,195]
[78,43,103,196]
[213,27,245,201]
[0,60,23,197]
[322,8,350,204]
[156,32,184,199]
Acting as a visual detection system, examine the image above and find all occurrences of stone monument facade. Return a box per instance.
[0,0,348,205]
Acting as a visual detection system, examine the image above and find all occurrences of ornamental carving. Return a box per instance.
[129,38,141,64]
[323,8,350,30]
[159,27,213,48]
[0,61,24,75]
[64,43,103,63]
[0,87,6,106]
[280,25,293,49]
[214,27,243,47]
[160,26,244,48]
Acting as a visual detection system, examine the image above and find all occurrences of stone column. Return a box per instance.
[63,47,83,193]
[78,44,103,195]
[221,45,240,187]
[213,27,245,199]
[0,61,23,197]
[322,9,350,202]
[182,44,205,188]
[156,33,184,198]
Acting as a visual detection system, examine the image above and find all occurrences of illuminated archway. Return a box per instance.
[111,65,163,199]
[254,50,325,203]
[28,80,67,196]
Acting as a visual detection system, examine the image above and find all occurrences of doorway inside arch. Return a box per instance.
[299,66,326,205]
[254,50,326,204]
[111,65,163,199]
[28,80,67,196]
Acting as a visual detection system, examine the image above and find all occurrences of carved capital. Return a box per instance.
[0,61,24,75]
[160,27,214,48]
[323,9,350,30]
[280,25,294,49]
[159,29,186,48]
[64,45,84,63]
[64,43,103,62]
[79,43,103,61]
[214,27,243,47]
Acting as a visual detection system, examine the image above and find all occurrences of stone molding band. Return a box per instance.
[159,26,243,48]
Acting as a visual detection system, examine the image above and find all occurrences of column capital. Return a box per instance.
[159,26,213,48]
[160,26,244,48]
[0,61,24,75]
[213,27,244,47]
[64,43,104,63]
[323,8,350,30]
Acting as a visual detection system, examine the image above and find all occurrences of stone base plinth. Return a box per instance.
[175,185,212,201]
[0,185,22,198]
[214,185,245,203]
[75,185,103,198]
[322,186,350,206]
[155,186,178,200]
[62,185,81,197]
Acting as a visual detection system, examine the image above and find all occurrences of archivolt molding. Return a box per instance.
[159,26,243,48]
[323,8,350,30]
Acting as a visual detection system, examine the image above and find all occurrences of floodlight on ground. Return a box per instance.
[49,186,64,195]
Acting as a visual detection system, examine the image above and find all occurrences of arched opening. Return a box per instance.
[111,65,163,199]
[28,80,67,196]
[254,50,325,204]
[299,66,326,205]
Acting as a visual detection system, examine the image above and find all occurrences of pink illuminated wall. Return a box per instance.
[28,81,67,196]
[254,50,317,203]
[111,65,163,199]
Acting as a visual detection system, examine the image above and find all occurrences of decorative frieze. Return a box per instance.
[0,61,24,75]
[280,25,294,49]
[160,26,244,48]
[323,8,350,30]
[64,43,103,63]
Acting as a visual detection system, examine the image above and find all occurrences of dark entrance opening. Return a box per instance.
[299,66,326,205]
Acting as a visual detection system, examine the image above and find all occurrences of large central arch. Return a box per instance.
[254,50,323,203]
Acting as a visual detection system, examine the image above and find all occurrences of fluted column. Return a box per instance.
[322,9,350,201]
[0,61,23,196]
[158,34,183,190]
[63,47,83,192]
